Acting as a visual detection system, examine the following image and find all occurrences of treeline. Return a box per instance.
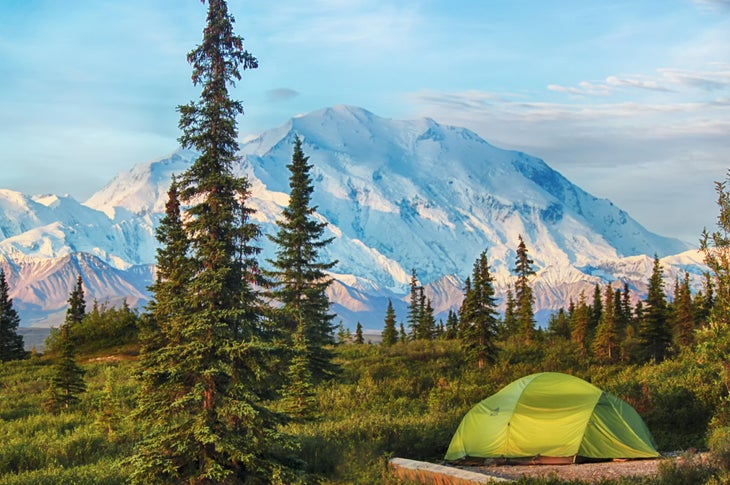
[381,241,712,369]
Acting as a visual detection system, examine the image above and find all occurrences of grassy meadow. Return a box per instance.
[1,331,730,484]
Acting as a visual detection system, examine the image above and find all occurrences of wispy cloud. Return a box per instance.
[546,65,730,98]
[605,75,672,92]
[266,88,299,102]
[659,66,730,90]
[694,0,730,11]
[548,82,614,97]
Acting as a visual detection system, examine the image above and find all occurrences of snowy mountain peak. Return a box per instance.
[0,106,699,327]
[84,149,198,219]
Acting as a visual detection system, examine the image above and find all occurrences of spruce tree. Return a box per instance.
[435,319,445,339]
[638,256,671,363]
[458,277,473,337]
[417,292,436,340]
[502,284,517,338]
[513,235,536,342]
[398,322,407,342]
[51,279,87,409]
[134,179,195,454]
[620,282,633,329]
[381,299,398,346]
[0,270,24,361]
[141,178,192,353]
[131,2,292,482]
[336,321,348,344]
[354,322,364,344]
[547,308,571,340]
[444,308,459,340]
[672,271,695,349]
[590,283,602,336]
[282,320,316,420]
[459,251,500,368]
[66,275,86,326]
[267,136,338,382]
[593,283,620,363]
[694,272,714,326]
[406,270,421,339]
[570,290,591,355]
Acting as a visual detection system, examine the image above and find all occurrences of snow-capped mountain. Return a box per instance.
[0,105,703,327]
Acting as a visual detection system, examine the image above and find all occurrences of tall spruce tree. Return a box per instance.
[458,277,473,337]
[459,251,499,368]
[267,136,338,382]
[51,278,87,409]
[131,2,293,482]
[0,270,24,361]
[406,270,421,339]
[590,283,603,336]
[620,283,633,329]
[513,235,536,342]
[638,255,672,363]
[381,299,398,346]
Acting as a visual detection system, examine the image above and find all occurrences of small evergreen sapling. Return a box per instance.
[51,277,87,409]
[381,299,398,346]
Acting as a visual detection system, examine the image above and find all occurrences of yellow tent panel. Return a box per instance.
[445,372,659,462]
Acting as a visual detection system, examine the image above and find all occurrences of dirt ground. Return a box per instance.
[459,453,709,483]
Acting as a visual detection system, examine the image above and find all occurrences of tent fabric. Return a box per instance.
[445,372,659,462]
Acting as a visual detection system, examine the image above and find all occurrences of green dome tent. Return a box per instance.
[445,372,659,463]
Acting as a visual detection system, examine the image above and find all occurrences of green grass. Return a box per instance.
[0,338,728,483]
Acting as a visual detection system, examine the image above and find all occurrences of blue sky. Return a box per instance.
[2,0,730,243]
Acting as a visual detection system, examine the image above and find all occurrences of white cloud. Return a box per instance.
[544,65,730,99]
[548,82,613,97]
[605,75,672,92]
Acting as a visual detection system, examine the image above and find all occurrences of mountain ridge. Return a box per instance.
[0,105,702,328]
